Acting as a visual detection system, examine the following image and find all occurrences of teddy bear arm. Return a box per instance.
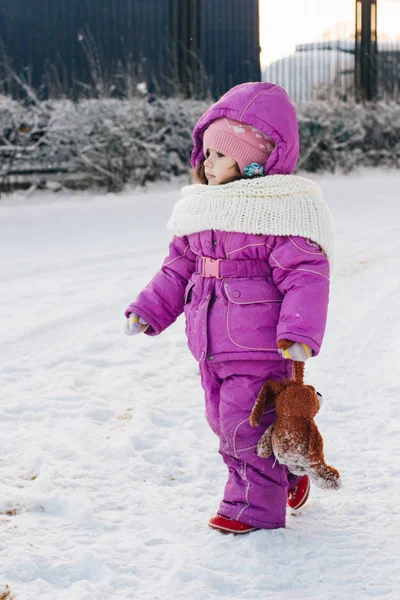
[250,381,283,426]
[308,423,324,464]
[249,382,269,426]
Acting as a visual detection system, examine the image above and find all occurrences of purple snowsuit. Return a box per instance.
[125,83,330,529]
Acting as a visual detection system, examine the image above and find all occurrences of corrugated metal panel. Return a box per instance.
[201,0,261,97]
[0,0,172,97]
[169,0,203,97]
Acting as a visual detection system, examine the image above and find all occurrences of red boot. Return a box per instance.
[288,474,310,510]
[208,514,258,534]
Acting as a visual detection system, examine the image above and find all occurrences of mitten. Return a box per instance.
[124,312,149,336]
[278,339,312,361]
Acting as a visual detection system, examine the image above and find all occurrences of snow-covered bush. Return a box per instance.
[1,93,399,193]
[68,96,207,189]
[0,95,209,192]
[298,100,400,173]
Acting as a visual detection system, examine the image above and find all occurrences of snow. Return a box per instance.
[1,171,399,599]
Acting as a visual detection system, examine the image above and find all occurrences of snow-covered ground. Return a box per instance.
[0,171,399,599]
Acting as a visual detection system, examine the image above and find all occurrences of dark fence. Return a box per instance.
[0,0,399,104]
[0,0,260,100]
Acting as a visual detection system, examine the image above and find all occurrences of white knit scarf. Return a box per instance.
[167,175,335,264]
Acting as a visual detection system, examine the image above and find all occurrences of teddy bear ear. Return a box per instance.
[260,380,287,406]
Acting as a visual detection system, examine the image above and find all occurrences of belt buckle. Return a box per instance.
[201,257,222,279]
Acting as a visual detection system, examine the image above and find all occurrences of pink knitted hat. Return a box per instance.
[203,117,275,175]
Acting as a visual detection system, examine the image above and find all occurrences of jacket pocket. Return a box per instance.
[224,278,283,351]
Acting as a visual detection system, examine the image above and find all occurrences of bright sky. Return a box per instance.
[259,0,400,66]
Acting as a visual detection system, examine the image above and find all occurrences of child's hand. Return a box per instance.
[125,313,149,336]
[277,339,312,361]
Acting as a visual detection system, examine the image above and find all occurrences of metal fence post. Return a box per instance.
[355,0,378,101]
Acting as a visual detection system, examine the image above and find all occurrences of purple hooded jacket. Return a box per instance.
[125,83,330,363]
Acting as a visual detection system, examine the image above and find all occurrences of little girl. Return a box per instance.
[124,82,334,534]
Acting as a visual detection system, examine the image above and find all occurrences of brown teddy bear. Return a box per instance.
[249,360,341,490]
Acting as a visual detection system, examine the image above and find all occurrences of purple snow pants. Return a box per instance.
[199,359,300,530]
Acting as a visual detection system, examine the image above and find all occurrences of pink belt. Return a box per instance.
[196,256,271,279]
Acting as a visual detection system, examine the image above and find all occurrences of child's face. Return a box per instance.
[204,148,240,185]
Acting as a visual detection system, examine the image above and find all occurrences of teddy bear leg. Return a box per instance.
[310,463,342,490]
